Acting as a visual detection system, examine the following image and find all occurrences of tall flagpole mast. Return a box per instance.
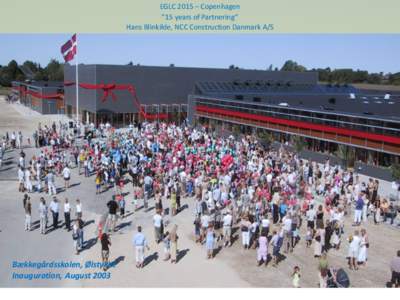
[75,34,79,124]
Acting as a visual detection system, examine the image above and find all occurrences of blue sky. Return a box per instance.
[0,34,399,73]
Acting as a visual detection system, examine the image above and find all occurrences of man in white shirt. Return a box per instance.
[38,198,48,234]
[306,205,316,230]
[223,174,231,189]
[18,167,25,192]
[282,213,293,253]
[288,172,296,188]
[24,168,32,193]
[49,197,59,229]
[62,166,71,189]
[64,198,71,231]
[223,211,233,247]
[261,215,270,235]
[179,170,187,196]
[16,132,21,149]
[19,155,25,169]
[11,132,16,148]
[76,199,82,220]
[206,195,215,213]
[266,172,273,190]
[201,214,210,241]
[153,211,163,243]
[144,175,153,197]
[46,171,57,195]
[36,162,42,192]
[212,185,221,203]
[248,186,255,201]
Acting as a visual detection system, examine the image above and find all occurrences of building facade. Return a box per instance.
[11,81,64,114]
[188,81,400,167]
[64,64,317,126]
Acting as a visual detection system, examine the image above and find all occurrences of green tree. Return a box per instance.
[22,60,40,74]
[33,66,48,81]
[388,72,400,85]
[336,144,355,169]
[281,60,307,72]
[232,124,241,135]
[352,70,368,83]
[391,163,400,180]
[0,67,12,86]
[257,130,274,145]
[45,59,64,81]
[7,60,20,79]
[0,60,25,86]
[366,73,382,84]
[0,60,23,86]
[314,67,332,82]
[292,135,306,153]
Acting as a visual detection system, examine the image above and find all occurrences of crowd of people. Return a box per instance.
[5,119,400,287]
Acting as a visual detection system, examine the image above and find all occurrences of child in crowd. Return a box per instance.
[194,215,201,243]
[314,234,322,258]
[118,194,125,219]
[133,185,142,210]
[331,226,341,250]
[163,231,170,261]
[292,266,301,288]
[95,175,101,194]
[305,227,313,248]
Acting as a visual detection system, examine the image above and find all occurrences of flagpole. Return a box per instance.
[75,34,79,125]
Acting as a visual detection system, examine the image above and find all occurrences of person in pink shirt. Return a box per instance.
[257,232,269,266]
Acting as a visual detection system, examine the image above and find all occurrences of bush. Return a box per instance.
[336,144,355,169]
[292,135,306,153]
[391,163,400,180]
[257,130,273,144]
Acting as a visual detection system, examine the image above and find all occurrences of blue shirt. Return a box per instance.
[133,233,147,247]
[355,197,364,210]
[119,199,125,208]
[279,204,287,215]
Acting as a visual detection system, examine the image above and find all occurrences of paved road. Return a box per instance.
[0,148,18,181]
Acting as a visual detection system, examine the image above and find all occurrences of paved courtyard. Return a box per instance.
[0,97,399,288]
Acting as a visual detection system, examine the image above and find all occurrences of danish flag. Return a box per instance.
[61,34,77,62]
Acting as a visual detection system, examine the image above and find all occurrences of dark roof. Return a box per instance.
[68,63,318,85]
[195,82,400,122]
[195,81,358,95]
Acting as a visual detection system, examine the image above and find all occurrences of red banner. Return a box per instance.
[196,105,400,146]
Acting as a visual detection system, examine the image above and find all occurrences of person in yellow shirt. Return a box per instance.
[96,174,101,194]
[170,188,177,216]
[78,151,86,175]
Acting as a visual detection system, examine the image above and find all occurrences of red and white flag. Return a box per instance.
[61,34,77,62]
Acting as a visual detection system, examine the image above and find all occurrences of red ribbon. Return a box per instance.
[13,81,172,120]
[12,85,63,100]
[67,82,167,120]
